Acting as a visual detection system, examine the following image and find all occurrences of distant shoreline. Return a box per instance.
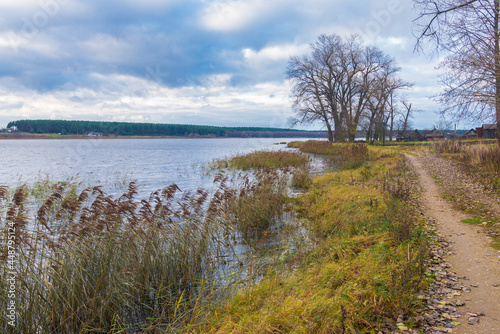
[0,133,322,140]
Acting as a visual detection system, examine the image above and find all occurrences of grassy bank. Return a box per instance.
[429,140,500,194]
[192,142,429,333]
[1,143,429,333]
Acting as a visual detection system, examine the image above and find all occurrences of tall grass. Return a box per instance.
[430,141,500,192]
[0,167,300,333]
[431,140,500,169]
[213,150,309,170]
[0,182,226,332]
[223,169,289,241]
[288,141,370,170]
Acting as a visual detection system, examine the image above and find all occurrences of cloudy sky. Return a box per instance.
[0,0,450,130]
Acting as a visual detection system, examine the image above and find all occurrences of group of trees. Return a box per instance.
[290,1,500,144]
[413,0,500,144]
[7,120,325,138]
[287,34,412,142]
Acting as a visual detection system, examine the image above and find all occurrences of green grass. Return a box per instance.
[491,238,500,250]
[461,216,499,226]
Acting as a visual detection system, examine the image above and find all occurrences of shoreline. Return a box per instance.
[0,133,325,140]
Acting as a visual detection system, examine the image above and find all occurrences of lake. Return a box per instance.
[0,137,316,198]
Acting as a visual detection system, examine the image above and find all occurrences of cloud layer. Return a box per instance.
[0,0,445,129]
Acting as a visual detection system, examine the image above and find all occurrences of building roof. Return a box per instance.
[463,128,477,137]
[483,124,497,130]
[425,128,444,138]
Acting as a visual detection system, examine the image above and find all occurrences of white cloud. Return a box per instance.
[200,0,280,31]
[243,43,309,63]
[0,73,294,128]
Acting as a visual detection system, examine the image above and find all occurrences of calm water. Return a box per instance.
[0,138,311,198]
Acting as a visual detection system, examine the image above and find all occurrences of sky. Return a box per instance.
[0,0,454,130]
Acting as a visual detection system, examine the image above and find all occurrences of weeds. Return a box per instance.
[430,141,500,192]
[197,144,429,333]
[291,165,313,190]
[213,150,309,170]
[0,143,430,333]
[223,169,289,240]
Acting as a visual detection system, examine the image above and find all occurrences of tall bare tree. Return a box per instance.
[414,0,500,144]
[365,60,412,141]
[287,54,336,142]
[399,98,415,134]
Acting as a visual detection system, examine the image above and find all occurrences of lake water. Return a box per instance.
[0,138,315,198]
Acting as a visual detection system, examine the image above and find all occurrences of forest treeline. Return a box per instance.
[7,120,326,138]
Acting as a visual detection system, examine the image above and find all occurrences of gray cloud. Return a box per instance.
[0,0,445,129]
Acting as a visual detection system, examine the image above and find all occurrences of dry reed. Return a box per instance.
[0,168,293,333]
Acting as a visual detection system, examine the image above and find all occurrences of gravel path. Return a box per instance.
[407,153,500,334]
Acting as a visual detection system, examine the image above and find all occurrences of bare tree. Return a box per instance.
[287,55,336,141]
[287,35,345,142]
[365,61,412,142]
[413,0,500,144]
[395,98,419,140]
[400,98,413,134]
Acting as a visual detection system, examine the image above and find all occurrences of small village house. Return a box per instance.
[462,128,478,139]
[425,128,444,141]
[476,124,497,139]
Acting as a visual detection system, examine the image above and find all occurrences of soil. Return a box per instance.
[406,152,500,334]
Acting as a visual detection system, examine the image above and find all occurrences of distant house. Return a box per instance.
[462,128,477,139]
[477,124,497,139]
[425,128,444,141]
[408,129,425,142]
[397,129,425,142]
[87,132,103,137]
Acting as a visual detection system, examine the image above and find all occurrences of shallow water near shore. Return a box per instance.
[0,137,320,197]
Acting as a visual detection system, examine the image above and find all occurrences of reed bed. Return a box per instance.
[0,167,294,333]
[431,140,500,168]
[224,170,289,240]
[288,141,370,170]
[213,150,309,170]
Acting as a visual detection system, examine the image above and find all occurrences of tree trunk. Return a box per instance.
[324,117,334,142]
[496,0,500,145]
[334,122,344,142]
[389,115,394,142]
[366,113,376,142]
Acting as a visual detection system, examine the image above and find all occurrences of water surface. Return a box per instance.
[1,138,312,197]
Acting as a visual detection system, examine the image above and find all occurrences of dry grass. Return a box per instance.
[0,145,429,333]
[430,141,500,193]
[1,181,223,332]
[194,146,429,333]
[221,169,290,241]
[213,150,310,170]
[288,141,370,170]
[0,168,297,333]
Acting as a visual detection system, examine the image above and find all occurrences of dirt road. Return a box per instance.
[406,153,500,334]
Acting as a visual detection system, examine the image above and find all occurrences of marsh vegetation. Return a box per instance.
[1,141,432,333]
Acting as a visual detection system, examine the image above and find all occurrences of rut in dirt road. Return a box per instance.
[406,153,500,334]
